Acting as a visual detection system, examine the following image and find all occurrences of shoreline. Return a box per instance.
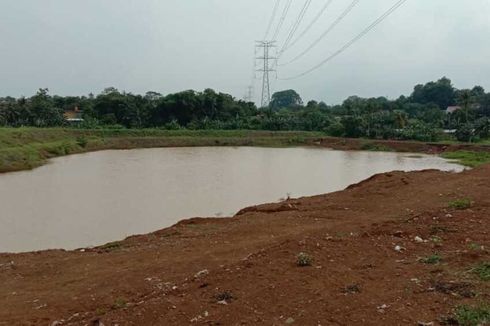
[1,128,490,173]
[0,164,488,324]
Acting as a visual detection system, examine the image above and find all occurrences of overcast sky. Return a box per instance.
[1,0,489,104]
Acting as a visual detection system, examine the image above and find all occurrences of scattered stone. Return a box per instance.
[445,213,453,218]
[91,318,105,326]
[0,261,15,269]
[190,311,210,322]
[432,281,475,298]
[414,236,424,243]
[194,269,209,279]
[215,291,234,302]
[285,317,295,324]
[342,284,361,294]
[393,231,404,238]
[394,245,405,252]
[217,300,228,305]
[417,322,434,326]
[377,304,389,313]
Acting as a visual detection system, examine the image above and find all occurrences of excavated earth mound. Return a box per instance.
[1,166,489,325]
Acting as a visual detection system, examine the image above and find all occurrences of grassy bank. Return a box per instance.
[441,151,490,167]
[0,128,324,173]
[2,128,490,173]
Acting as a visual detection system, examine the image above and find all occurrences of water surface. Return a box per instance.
[0,147,463,252]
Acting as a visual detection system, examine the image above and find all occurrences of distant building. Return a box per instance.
[64,106,84,123]
[446,104,482,114]
[446,106,461,114]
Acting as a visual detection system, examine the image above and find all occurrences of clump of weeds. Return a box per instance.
[448,198,472,210]
[297,252,313,267]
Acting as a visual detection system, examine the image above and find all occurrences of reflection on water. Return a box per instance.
[0,147,463,252]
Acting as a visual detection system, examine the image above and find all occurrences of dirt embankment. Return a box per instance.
[1,165,489,325]
[316,136,490,154]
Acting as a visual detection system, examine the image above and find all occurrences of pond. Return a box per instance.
[0,147,464,252]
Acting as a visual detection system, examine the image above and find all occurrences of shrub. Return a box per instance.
[420,254,442,265]
[473,262,490,281]
[456,123,476,142]
[449,198,472,210]
[76,136,88,148]
[297,252,313,267]
[113,298,127,309]
[453,305,489,326]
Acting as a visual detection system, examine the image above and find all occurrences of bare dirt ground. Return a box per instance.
[0,165,489,325]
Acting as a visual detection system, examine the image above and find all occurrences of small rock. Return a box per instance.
[394,245,405,252]
[418,322,434,326]
[217,300,228,305]
[285,317,295,324]
[445,213,453,218]
[377,304,389,313]
[393,231,404,238]
[414,236,424,243]
[194,269,209,279]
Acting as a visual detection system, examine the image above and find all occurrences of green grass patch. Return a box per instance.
[420,254,442,265]
[0,128,323,173]
[448,198,472,210]
[112,298,127,309]
[441,151,490,167]
[472,262,490,281]
[452,304,489,326]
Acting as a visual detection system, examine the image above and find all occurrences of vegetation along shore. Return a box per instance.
[1,127,490,174]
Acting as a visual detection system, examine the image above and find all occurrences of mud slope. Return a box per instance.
[1,166,489,325]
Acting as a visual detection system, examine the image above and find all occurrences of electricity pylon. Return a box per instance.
[255,41,276,108]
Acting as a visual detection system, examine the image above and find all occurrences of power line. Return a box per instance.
[279,0,409,80]
[264,0,282,40]
[279,0,361,66]
[278,0,313,55]
[285,0,335,52]
[271,0,293,41]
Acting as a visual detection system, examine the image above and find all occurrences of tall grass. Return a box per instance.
[441,151,490,167]
[0,128,323,173]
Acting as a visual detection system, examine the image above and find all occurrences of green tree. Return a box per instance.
[270,90,303,111]
[457,89,475,123]
[410,77,456,109]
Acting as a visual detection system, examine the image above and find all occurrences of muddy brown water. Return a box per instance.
[0,147,464,252]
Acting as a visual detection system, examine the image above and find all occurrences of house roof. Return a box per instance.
[446,106,461,114]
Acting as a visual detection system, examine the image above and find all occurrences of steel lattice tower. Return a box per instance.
[255,41,276,108]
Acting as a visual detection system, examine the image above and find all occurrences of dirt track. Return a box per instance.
[1,166,489,325]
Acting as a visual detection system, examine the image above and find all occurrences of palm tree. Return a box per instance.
[394,110,408,129]
[457,90,474,123]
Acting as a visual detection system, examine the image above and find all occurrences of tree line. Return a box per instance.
[1,77,489,142]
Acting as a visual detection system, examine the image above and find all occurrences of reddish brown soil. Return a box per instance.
[1,166,489,325]
[316,136,490,154]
